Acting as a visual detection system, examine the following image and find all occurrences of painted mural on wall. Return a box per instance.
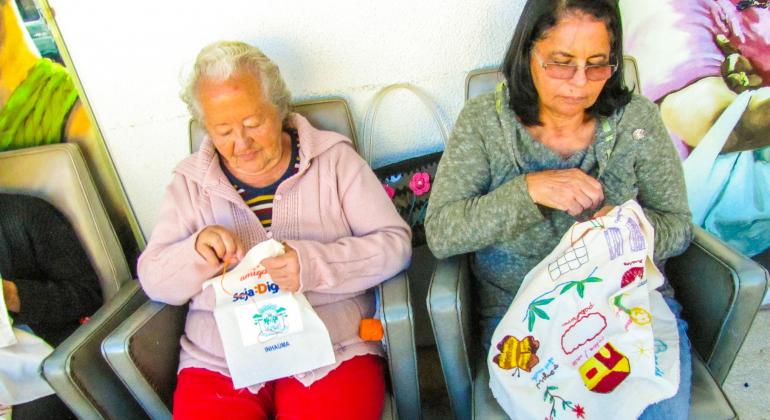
[620,0,769,257]
[0,0,95,151]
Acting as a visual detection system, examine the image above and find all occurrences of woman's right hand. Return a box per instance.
[195,225,244,266]
[525,168,604,217]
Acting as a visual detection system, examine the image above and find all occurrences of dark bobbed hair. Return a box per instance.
[501,0,632,126]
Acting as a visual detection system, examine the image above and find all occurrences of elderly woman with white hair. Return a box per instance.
[137,41,411,419]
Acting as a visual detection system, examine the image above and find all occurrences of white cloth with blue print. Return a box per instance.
[203,240,334,389]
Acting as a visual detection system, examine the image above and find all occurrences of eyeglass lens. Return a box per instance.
[546,63,614,81]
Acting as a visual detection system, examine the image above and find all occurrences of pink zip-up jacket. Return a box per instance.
[137,113,412,391]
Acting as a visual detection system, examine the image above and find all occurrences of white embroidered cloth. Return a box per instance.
[488,200,679,420]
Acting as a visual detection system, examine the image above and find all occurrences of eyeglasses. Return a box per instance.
[532,51,616,81]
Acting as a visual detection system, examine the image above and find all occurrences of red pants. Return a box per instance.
[173,355,385,420]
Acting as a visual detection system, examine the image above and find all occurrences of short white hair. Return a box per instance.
[181,41,292,126]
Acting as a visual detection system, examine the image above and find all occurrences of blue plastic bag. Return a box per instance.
[683,91,770,256]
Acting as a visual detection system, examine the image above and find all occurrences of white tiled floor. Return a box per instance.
[723,308,770,420]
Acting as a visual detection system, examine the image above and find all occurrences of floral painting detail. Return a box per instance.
[383,183,396,199]
[542,386,579,418]
[374,151,442,247]
[408,172,431,196]
[523,267,603,332]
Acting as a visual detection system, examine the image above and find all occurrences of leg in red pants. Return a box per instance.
[173,355,385,420]
[173,367,275,420]
[274,354,385,420]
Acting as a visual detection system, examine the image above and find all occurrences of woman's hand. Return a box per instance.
[2,279,20,313]
[262,245,300,292]
[194,225,244,266]
[525,168,604,217]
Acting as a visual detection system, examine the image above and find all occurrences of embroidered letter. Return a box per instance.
[626,218,645,252]
[603,228,623,260]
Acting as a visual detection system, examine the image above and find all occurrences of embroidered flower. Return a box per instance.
[383,184,396,199]
[408,172,431,196]
[385,173,403,184]
[572,404,586,418]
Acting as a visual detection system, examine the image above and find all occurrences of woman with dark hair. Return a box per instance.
[425,0,692,417]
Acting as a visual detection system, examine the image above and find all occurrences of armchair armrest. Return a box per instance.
[42,280,149,420]
[665,226,768,384]
[427,255,474,420]
[102,300,187,419]
[379,270,420,419]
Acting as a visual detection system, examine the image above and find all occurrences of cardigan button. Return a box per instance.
[266,231,273,239]
[274,194,282,201]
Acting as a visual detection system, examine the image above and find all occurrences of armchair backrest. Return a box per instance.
[0,144,132,300]
[465,55,641,101]
[667,227,768,383]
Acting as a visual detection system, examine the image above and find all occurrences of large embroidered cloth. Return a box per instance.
[488,200,679,420]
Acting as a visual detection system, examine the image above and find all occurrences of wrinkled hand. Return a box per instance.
[195,225,244,266]
[262,245,300,292]
[525,168,604,217]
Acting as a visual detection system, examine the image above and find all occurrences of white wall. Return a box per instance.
[48,0,525,236]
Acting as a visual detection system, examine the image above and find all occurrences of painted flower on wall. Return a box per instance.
[375,155,441,247]
[383,184,396,199]
[408,172,431,196]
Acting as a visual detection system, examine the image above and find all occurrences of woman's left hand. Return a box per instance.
[2,280,20,313]
[262,244,301,292]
